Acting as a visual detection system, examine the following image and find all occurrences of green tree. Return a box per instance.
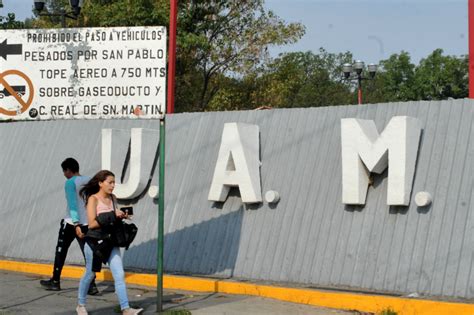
[80,0,167,27]
[363,51,416,104]
[207,74,256,111]
[250,49,353,108]
[1,13,25,29]
[413,49,468,100]
[177,0,305,111]
[363,49,467,104]
[29,0,75,28]
[78,0,305,112]
[27,2,469,110]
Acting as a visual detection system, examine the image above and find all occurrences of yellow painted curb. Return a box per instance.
[1,259,473,314]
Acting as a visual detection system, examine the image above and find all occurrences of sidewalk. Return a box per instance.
[0,270,355,315]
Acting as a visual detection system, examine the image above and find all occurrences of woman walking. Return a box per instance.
[77,170,142,315]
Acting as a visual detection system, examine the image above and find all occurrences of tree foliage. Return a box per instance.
[177,0,305,111]
[29,0,72,28]
[363,49,468,104]
[80,0,168,27]
[1,13,25,29]
[77,0,305,111]
[250,49,353,108]
[13,1,470,111]
[414,49,468,100]
[368,51,417,102]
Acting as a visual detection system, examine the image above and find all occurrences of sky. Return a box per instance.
[265,0,468,64]
[1,0,468,64]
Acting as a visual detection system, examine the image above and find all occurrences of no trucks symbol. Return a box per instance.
[0,69,34,116]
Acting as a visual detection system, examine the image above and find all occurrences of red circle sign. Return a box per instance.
[0,69,34,116]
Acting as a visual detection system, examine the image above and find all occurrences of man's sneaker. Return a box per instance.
[122,307,143,315]
[40,278,60,291]
[76,304,88,315]
[87,282,99,295]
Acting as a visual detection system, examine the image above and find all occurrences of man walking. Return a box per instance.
[40,158,98,295]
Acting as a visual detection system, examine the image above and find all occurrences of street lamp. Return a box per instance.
[343,60,377,105]
[33,0,83,28]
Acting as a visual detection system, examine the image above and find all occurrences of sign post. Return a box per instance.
[157,1,177,312]
[157,117,165,313]
[0,26,167,120]
[470,0,474,98]
[1,25,170,311]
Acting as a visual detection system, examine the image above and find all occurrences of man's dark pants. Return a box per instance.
[52,219,94,283]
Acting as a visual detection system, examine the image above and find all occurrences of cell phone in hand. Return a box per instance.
[120,206,134,215]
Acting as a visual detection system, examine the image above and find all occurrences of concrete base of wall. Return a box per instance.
[1,259,473,315]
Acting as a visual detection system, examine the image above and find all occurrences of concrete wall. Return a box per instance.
[0,99,472,299]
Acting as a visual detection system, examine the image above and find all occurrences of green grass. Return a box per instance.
[379,308,398,315]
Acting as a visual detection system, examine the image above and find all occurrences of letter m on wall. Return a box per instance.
[341,116,422,206]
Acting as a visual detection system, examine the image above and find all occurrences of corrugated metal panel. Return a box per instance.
[0,99,472,299]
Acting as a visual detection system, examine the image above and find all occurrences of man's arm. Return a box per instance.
[65,179,80,224]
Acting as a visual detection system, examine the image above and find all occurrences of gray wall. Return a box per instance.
[0,99,472,299]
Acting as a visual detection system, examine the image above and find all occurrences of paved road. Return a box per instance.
[0,270,356,314]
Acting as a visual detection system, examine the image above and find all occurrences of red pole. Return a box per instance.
[357,77,362,105]
[167,0,178,113]
[469,0,474,98]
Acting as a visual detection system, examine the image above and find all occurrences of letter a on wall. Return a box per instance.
[208,123,262,203]
[341,116,422,206]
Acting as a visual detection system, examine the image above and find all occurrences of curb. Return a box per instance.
[1,259,473,314]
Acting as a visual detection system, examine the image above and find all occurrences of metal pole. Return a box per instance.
[157,0,177,311]
[157,117,165,312]
[357,76,362,105]
[167,0,178,114]
[60,9,66,28]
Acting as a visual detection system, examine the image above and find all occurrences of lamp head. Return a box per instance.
[0,0,3,9]
[343,63,352,79]
[368,63,378,78]
[70,0,83,16]
[34,0,46,12]
[354,60,364,75]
